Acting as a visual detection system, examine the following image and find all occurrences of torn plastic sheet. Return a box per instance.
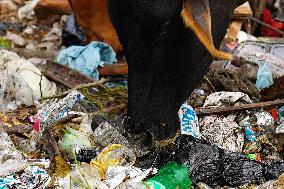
[200,115,244,153]
[30,90,84,133]
[203,92,252,107]
[178,103,200,139]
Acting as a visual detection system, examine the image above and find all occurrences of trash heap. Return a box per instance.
[2,1,284,189]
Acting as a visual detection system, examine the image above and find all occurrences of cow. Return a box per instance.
[107,0,254,142]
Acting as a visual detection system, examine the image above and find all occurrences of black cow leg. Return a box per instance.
[108,0,212,141]
[108,0,253,141]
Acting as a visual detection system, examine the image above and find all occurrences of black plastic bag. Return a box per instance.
[139,135,284,187]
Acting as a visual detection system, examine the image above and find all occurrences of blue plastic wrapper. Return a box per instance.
[256,61,274,90]
[240,116,256,142]
[178,103,200,139]
[244,125,256,142]
[56,41,116,80]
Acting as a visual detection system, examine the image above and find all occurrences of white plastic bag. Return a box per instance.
[0,49,57,111]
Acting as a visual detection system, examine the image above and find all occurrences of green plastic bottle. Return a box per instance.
[144,162,192,189]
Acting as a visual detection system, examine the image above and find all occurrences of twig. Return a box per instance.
[195,98,284,116]
[250,16,284,36]
[90,104,127,116]
[42,78,109,100]
[203,76,216,92]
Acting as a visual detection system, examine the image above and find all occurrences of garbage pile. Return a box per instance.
[2,1,284,189]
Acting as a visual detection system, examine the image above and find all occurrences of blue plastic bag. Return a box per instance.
[56,41,117,80]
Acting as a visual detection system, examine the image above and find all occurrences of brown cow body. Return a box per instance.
[68,0,123,53]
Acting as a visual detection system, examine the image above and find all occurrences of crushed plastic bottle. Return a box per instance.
[92,120,129,147]
[90,144,136,179]
[144,162,192,189]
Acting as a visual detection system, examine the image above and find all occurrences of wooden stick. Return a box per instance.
[99,62,128,76]
[42,78,109,100]
[250,16,284,36]
[195,98,284,116]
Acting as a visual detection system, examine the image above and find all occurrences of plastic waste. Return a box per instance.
[121,182,145,189]
[58,128,93,158]
[178,102,200,139]
[200,115,244,153]
[0,49,57,111]
[42,23,62,42]
[56,41,116,80]
[0,131,24,163]
[60,163,102,189]
[90,144,136,179]
[203,92,252,107]
[0,161,28,177]
[140,135,284,187]
[0,165,49,189]
[246,154,261,161]
[18,0,40,20]
[75,148,98,163]
[237,31,257,43]
[92,120,130,147]
[102,166,152,189]
[187,89,207,108]
[254,52,284,71]
[20,165,50,188]
[239,115,257,142]
[30,90,84,133]
[175,135,284,187]
[256,61,274,90]
[144,162,192,189]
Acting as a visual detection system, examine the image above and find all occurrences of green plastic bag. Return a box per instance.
[144,162,192,189]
